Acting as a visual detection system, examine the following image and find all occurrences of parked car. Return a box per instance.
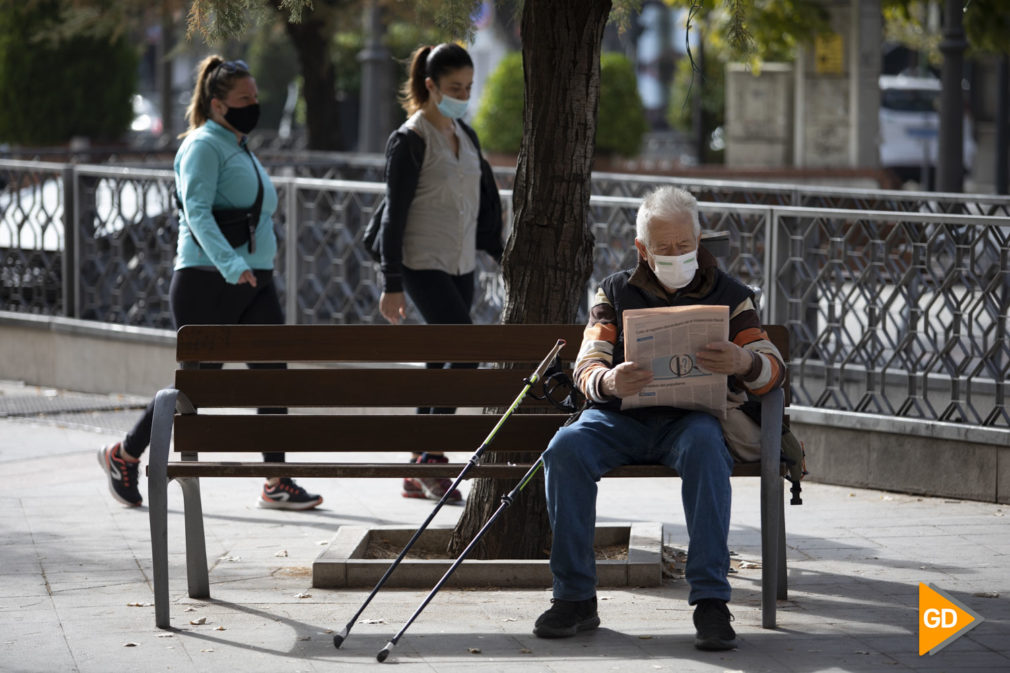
[130,94,163,136]
[878,74,976,187]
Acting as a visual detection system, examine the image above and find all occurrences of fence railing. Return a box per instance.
[2,159,1008,431]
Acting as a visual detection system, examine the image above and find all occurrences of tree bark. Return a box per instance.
[278,4,341,150]
[448,0,610,560]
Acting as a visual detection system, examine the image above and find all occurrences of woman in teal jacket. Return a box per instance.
[98,56,321,510]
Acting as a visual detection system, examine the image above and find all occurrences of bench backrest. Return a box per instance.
[172,325,583,457]
[171,324,789,458]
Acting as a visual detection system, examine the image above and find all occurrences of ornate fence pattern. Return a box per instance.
[2,159,1009,430]
[767,207,1010,428]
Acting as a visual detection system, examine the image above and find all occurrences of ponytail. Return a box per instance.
[399,46,432,115]
[179,55,251,138]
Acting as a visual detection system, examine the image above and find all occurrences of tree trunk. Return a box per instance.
[448,0,610,560]
[279,4,341,150]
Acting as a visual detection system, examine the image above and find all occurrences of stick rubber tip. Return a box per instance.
[332,633,345,649]
[376,647,391,663]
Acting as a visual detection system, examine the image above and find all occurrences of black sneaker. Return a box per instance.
[533,597,600,638]
[693,599,737,650]
[97,442,142,507]
[258,478,323,510]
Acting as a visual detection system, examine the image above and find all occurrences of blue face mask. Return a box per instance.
[435,90,468,119]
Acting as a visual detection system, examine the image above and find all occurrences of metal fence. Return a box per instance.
[2,159,1008,430]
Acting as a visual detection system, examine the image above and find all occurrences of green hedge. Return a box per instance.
[473,51,647,157]
[0,0,136,146]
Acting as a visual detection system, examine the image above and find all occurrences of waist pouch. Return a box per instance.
[210,207,258,252]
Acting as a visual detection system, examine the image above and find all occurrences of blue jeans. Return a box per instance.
[543,408,733,605]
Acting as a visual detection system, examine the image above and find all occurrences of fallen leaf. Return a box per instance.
[638,635,653,640]
[294,592,312,599]
[519,648,532,654]
[297,636,311,641]
[217,555,241,562]
[855,650,871,655]
[189,617,207,625]
[200,648,214,653]
[214,626,226,631]
[316,540,329,546]
[123,642,139,648]
[502,617,517,622]
[972,591,999,598]
[359,618,386,625]
[274,550,289,557]
[184,607,197,612]
[156,634,173,639]
[468,647,481,654]
[126,602,153,607]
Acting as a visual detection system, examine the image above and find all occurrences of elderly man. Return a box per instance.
[532,186,784,650]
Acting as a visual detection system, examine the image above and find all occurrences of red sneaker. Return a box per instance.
[401,453,463,504]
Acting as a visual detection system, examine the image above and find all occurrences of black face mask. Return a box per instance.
[223,103,260,134]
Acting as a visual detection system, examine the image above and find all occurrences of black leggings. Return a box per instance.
[402,267,478,415]
[122,268,287,462]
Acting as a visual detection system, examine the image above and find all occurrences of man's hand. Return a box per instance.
[379,291,407,324]
[695,340,752,376]
[601,362,654,399]
[237,270,257,287]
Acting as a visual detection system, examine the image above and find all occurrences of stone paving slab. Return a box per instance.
[1,400,1008,673]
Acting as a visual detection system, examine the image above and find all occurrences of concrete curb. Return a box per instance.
[313,522,663,589]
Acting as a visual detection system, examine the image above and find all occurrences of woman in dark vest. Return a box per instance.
[376,43,503,504]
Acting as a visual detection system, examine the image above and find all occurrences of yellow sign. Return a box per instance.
[814,33,844,75]
[919,583,984,656]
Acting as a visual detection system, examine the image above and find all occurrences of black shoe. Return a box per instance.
[533,597,600,638]
[693,599,737,651]
[258,478,323,510]
[97,442,142,507]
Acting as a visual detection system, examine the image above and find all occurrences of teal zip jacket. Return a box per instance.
[174,120,278,283]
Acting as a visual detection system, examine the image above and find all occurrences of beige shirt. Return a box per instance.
[401,111,482,275]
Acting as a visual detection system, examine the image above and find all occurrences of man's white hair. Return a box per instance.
[635,186,701,244]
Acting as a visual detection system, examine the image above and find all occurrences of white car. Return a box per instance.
[878,74,976,185]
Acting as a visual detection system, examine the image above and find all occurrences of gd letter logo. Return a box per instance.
[919,583,984,656]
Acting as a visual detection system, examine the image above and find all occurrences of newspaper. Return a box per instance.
[620,305,729,418]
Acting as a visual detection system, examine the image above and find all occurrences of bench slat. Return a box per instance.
[163,461,767,479]
[176,324,585,363]
[173,414,570,453]
[175,369,573,408]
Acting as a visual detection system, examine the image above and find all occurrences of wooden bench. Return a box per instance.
[148,324,790,630]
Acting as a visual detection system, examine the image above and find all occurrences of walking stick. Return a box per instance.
[376,456,547,662]
[332,338,567,649]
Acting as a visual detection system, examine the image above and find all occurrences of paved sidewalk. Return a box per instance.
[1,381,1008,672]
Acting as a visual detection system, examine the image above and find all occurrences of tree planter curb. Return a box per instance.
[312,522,663,589]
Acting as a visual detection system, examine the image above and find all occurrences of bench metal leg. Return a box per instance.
[759,388,784,629]
[148,388,178,630]
[777,493,788,600]
[177,477,210,599]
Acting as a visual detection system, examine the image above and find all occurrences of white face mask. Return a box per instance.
[650,250,698,291]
